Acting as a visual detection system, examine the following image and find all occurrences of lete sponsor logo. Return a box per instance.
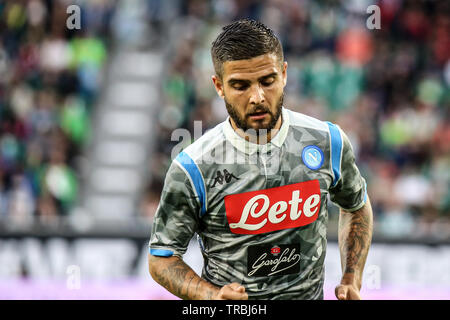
[225,180,321,234]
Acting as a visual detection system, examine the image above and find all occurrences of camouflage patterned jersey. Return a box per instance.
[149,107,367,300]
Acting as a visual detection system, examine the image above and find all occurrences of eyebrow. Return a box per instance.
[227,72,278,85]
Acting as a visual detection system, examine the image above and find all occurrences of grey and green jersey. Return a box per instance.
[149,107,367,300]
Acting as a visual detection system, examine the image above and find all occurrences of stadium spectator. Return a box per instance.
[1,0,448,240]
[143,0,449,240]
[0,0,111,226]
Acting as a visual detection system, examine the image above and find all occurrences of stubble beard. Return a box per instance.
[225,92,284,136]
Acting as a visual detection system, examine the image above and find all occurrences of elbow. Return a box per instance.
[148,253,179,282]
[148,253,173,280]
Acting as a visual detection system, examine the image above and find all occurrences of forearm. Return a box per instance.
[148,254,220,300]
[338,197,373,289]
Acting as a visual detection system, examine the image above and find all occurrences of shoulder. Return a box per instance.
[285,108,329,133]
[284,107,350,145]
[170,123,226,217]
[180,121,227,162]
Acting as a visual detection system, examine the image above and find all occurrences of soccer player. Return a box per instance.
[148,19,373,300]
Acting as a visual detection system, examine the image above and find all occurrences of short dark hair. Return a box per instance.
[211,19,284,79]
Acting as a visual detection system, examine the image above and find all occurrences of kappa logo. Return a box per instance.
[210,169,239,188]
[224,180,321,234]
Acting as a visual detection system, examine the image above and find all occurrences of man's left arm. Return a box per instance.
[327,124,374,300]
[336,197,373,300]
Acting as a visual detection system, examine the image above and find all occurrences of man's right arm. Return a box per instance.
[149,158,247,300]
[148,254,248,300]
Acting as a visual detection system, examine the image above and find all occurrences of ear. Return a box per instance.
[212,75,225,99]
[282,61,288,87]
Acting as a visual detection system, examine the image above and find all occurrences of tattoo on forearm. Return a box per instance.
[339,205,373,278]
[186,273,195,298]
[153,258,192,299]
[194,278,201,298]
[152,257,217,300]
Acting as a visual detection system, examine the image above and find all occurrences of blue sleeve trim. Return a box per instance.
[364,180,368,202]
[149,248,174,257]
[327,122,342,188]
[175,151,207,217]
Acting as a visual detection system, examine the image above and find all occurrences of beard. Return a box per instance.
[225,92,284,134]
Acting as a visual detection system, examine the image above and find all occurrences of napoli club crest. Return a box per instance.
[302,145,324,170]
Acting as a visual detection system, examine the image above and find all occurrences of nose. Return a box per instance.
[249,84,265,105]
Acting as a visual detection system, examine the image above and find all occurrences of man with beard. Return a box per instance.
[148,19,373,300]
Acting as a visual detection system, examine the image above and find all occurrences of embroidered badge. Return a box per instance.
[302,145,324,170]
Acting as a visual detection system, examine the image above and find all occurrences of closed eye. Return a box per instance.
[228,79,250,91]
[233,84,249,91]
[261,80,274,87]
[260,75,276,87]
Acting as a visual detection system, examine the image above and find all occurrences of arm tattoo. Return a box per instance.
[338,200,373,284]
[154,258,192,299]
[150,256,218,300]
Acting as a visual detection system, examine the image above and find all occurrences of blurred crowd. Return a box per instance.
[144,0,449,239]
[0,0,448,240]
[0,0,113,227]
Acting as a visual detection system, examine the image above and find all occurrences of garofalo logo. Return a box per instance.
[247,244,301,277]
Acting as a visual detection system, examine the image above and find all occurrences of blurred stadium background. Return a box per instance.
[0,0,449,299]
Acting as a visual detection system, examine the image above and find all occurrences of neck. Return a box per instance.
[230,114,283,145]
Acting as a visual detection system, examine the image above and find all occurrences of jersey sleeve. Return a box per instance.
[149,160,201,257]
[328,126,367,212]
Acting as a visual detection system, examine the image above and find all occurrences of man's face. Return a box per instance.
[212,53,287,133]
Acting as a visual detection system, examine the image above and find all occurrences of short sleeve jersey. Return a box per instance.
[149,107,367,300]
